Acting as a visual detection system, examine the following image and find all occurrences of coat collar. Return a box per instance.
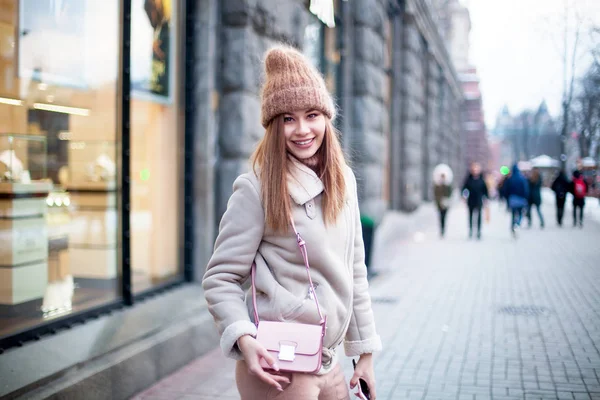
[287,156,324,205]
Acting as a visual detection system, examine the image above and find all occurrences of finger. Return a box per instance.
[271,374,291,385]
[255,369,284,391]
[260,349,279,371]
[349,372,360,389]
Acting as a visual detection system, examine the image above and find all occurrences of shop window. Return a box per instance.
[130,0,183,293]
[304,4,343,116]
[303,15,325,74]
[0,0,120,338]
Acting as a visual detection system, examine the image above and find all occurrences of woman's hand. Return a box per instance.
[350,353,377,399]
[237,335,291,391]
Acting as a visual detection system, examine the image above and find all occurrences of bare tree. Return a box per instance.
[574,61,600,159]
[591,26,600,65]
[558,0,582,169]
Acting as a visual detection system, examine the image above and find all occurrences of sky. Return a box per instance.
[466,0,599,128]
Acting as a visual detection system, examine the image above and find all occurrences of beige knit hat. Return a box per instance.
[260,45,335,128]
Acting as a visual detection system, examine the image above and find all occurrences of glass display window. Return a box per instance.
[0,0,186,351]
[0,0,121,340]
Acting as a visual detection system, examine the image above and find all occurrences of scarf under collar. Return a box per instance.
[286,156,324,206]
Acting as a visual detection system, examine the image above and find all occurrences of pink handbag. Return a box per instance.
[251,217,326,374]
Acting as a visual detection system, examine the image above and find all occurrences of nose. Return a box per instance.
[295,118,310,136]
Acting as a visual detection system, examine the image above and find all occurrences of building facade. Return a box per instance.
[442,0,490,175]
[460,67,490,169]
[0,0,465,397]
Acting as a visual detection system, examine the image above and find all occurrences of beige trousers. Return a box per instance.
[236,361,351,400]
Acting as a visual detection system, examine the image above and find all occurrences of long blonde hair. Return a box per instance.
[251,116,347,233]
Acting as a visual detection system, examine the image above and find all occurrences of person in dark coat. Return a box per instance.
[503,163,529,237]
[526,168,545,228]
[461,162,488,239]
[570,170,589,228]
[551,170,570,226]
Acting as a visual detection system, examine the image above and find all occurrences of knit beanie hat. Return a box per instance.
[260,45,335,128]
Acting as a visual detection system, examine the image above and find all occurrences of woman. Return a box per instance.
[433,165,453,238]
[203,45,381,400]
[526,168,545,228]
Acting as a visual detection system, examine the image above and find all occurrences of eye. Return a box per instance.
[307,112,319,119]
[283,116,294,123]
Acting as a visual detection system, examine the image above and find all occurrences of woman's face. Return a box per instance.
[282,109,326,160]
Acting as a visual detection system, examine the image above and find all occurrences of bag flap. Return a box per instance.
[256,321,323,356]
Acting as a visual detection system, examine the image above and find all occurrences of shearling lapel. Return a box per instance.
[287,157,324,205]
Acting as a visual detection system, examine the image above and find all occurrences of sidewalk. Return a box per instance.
[132,198,600,400]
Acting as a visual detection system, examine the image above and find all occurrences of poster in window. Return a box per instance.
[131,0,174,103]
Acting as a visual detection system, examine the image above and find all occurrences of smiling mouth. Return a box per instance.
[292,138,315,146]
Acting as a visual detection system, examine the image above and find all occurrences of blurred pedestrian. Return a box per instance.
[461,162,488,239]
[526,168,545,228]
[498,172,512,211]
[570,170,588,228]
[504,163,529,238]
[551,170,570,226]
[433,164,453,238]
[202,45,380,399]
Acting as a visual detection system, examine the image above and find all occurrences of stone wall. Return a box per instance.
[451,93,464,182]
[350,0,389,220]
[443,83,453,166]
[400,15,425,211]
[387,0,464,212]
[424,55,440,200]
[216,0,313,221]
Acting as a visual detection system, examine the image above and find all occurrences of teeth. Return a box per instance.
[295,139,313,145]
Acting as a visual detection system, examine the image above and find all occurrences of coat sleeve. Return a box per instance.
[461,177,469,195]
[343,168,382,357]
[202,175,264,360]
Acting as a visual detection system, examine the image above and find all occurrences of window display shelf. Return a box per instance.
[0,181,52,305]
[65,180,117,279]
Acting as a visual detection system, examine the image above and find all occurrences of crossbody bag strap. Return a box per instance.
[251,215,325,327]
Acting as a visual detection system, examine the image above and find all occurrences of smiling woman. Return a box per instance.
[203,45,381,400]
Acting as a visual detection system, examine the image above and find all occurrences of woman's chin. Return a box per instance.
[290,149,317,160]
